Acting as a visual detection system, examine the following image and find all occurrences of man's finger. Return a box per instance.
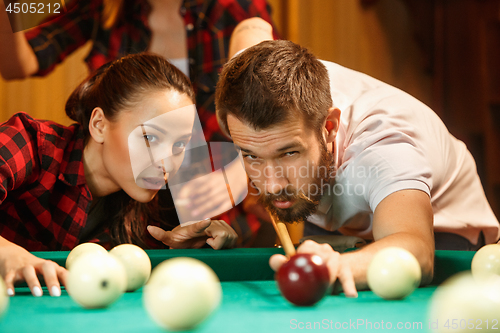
[337,265,358,298]
[269,254,287,272]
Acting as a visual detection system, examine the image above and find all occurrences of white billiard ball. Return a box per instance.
[143,257,222,331]
[66,242,108,270]
[428,272,500,333]
[67,252,127,309]
[0,277,8,319]
[471,244,500,282]
[109,244,151,292]
[367,247,421,300]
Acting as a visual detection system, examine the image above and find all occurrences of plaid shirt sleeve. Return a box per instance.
[24,0,101,76]
[0,114,40,205]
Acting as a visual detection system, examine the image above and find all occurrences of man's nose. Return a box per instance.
[263,165,287,195]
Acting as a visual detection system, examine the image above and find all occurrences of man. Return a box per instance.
[216,36,500,296]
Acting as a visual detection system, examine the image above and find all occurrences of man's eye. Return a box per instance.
[284,151,298,157]
[243,154,258,161]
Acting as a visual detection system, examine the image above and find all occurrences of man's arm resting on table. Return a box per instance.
[341,189,435,290]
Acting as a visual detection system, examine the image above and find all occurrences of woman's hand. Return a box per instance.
[269,240,358,298]
[0,238,67,297]
[147,219,238,250]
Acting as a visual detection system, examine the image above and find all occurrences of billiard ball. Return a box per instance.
[471,244,500,282]
[143,257,221,330]
[275,253,330,306]
[367,247,421,300]
[67,252,127,309]
[0,277,8,319]
[428,272,500,332]
[109,244,151,292]
[66,242,108,270]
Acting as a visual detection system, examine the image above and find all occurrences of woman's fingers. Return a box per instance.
[3,271,16,296]
[39,261,62,297]
[22,265,42,297]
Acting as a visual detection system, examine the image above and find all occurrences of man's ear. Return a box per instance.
[324,107,341,144]
[88,107,106,144]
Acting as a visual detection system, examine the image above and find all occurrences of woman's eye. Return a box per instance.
[174,141,186,148]
[144,134,158,143]
[173,141,187,154]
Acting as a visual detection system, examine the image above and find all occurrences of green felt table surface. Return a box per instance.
[0,249,476,333]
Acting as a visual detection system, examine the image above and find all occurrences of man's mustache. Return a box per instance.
[258,188,316,207]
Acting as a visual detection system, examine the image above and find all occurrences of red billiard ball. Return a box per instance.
[276,253,331,306]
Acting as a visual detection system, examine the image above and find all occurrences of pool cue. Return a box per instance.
[268,213,296,257]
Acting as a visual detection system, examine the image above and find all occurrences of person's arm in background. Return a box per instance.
[0,1,39,79]
[228,17,274,59]
[0,0,94,80]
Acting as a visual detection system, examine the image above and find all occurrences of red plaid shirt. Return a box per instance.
[0,113,91,251]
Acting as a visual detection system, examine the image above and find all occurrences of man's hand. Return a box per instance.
[147,219,238,250]
[0,240,67,297]
[269,240,358,298]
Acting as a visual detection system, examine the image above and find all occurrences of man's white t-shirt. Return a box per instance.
[307,61,500,245]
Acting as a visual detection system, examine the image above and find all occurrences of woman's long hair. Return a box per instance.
[65,52,195,247]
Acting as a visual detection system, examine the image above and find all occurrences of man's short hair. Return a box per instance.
[215,40,332,138]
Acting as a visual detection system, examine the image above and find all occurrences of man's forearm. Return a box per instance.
[341,232,435,291]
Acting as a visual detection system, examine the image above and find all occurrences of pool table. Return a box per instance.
[0,249,475,333]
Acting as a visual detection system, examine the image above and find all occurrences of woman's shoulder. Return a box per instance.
[1,111,76,134]
[0,112,81,153]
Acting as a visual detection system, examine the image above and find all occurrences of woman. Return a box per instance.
[0,0,277,246]
[0,53,237,298]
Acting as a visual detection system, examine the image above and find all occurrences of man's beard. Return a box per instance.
[258,140,334,224]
